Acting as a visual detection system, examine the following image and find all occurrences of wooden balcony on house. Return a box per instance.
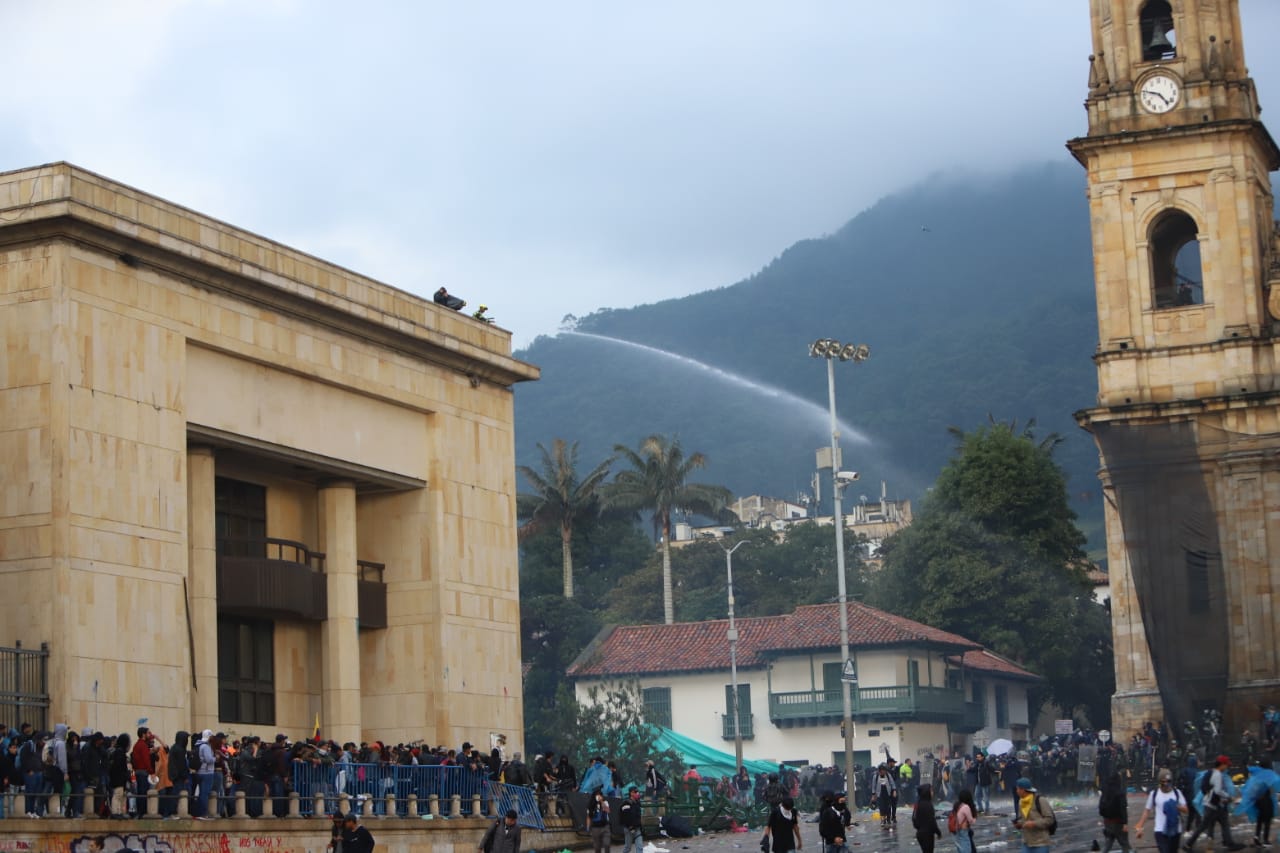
[721,713,755,740]
[769,684,984,729]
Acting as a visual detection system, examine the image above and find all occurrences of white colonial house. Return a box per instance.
[567,602,1040,770]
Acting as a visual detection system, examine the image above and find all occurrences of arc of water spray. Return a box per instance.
[564,331,872,445]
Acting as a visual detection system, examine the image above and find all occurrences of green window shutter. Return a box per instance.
[725,683,751,715]
[822,661,843,692]
[642,686,672,728]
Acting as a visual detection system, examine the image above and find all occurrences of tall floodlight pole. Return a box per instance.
[722,539,750,771]
[809,338,870,799]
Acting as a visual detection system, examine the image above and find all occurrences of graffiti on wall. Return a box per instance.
[0,834,300,853]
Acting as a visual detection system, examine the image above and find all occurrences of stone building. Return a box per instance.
[1068,2,1280,733]
[0,163,538,747]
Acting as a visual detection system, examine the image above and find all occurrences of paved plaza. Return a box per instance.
[625,794,1260,853]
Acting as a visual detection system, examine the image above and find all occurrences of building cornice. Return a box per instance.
[1066,118,1280,170]
[0,162,539,388]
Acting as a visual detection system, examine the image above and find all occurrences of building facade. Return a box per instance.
[1068,2,1280,733]
[567,602,1039,769]
[0,163,538,746]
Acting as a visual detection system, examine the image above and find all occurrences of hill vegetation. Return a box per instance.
[513,162,1105,545]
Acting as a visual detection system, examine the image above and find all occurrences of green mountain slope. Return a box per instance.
[513,162,1106,543]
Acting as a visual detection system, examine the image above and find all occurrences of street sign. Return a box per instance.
[841,658,858,683]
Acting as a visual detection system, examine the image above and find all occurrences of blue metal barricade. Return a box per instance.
[291,762,499,818]
[484,780,544,830]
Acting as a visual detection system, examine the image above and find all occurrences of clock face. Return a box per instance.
[1139,73,1181,114]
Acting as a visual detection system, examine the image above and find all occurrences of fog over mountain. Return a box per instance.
[514,163,1106,543]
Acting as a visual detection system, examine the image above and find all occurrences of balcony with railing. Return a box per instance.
[218,537,328,621]
[769,684,981,727]
[217,538,391,627]
[721,713,755,740]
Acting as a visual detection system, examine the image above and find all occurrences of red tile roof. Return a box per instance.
[567,601,981,679]
[947,649,1042,682]
[758,602,980,654]
[567,616,790,678]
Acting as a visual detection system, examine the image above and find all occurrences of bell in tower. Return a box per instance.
[1140,0,1176,61]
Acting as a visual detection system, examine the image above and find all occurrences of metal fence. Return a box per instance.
[290,762,544,829]
[0,643,49,732]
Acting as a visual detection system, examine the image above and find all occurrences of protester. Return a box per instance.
[913,784,942,853]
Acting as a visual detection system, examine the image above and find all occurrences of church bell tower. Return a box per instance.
[1069,1,1280,736]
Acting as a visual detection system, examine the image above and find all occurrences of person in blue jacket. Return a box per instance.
[1234,757,1280,847]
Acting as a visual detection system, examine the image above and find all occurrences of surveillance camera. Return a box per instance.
[836,471,860,482]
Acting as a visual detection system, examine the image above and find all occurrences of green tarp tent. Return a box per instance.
[649,724,786,779]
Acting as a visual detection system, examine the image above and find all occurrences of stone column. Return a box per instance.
[188,447,219,731]
[320,481,361,746]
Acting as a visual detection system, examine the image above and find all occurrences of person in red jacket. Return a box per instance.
[131,728,156,816]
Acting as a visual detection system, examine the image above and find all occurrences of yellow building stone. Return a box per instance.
[0,162,538,749]
[1069,2,1280,734]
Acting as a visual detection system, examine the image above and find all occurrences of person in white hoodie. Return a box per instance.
[192,729,218,819]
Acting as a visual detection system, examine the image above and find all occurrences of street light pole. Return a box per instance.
[809,338,870,800]
[722,539,749,771]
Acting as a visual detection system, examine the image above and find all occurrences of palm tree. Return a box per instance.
[517,439,613,599]
[606,434,734,624]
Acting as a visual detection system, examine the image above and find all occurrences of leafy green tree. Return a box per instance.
[521,594,604,751]
[517,439,613,598]
[550,681,683,788]
[606,434,734,624]
[869,421,1114,725]
[520,513,654,605]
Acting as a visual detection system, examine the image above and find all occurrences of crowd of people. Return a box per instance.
[0,720,524,820]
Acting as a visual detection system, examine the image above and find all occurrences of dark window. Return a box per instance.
[216,477,267,556]
[972,680,985,707]
[1140,1,1177,62]
[907,660,920,687]
[642,686,672,728]
[1151,211,1202,309]
[217,617,275,725]
[995,685,1009,728]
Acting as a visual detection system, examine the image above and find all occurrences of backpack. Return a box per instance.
[1161,793,1182,834]
[189,741,204,773]
[1035,794,1058,836]
[947,805,959,834]
[42,740,56,766]
[1200,771,1214,795]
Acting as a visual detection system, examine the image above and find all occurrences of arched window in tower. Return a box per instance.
[1140,1,1177,62]
[1150,210,1203,309]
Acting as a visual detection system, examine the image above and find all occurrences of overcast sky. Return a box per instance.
[4,1,1278,348]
